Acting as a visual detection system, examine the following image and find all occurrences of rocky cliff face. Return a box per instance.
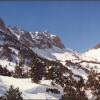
[0,18,65,50]
[52,36,65,49]
[7,27,65,49]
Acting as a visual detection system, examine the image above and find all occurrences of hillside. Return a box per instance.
[0,18,100,100]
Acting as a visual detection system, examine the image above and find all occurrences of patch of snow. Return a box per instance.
[0,60,16,71]
[40,79,52,86]
[9,47,19,55]
[68,65,88,80]
[85,90,93,100]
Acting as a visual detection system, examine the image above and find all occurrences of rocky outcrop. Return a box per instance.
[52,36,65,49]
[0,18,66,50]
[9,27,65,49]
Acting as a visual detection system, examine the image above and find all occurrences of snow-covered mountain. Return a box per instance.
[0,18,80,64]
[82,46,100,62]
[0,18,100,100]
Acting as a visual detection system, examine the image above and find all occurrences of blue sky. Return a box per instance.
[0,1,100,52]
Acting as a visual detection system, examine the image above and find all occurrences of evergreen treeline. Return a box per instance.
[0,85,23,100]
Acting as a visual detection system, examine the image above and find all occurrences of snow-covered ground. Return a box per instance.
[68,65,88,80]
[0,75,63,99]
[82,48,100,62]
[0,60,16,71]
[32,46,77,62]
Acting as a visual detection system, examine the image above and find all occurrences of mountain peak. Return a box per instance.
[9,27,65,49]
[0,18,65,50]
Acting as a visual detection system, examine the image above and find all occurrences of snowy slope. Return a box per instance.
[0,75,63,100]
[32,46,79,62]
[82,48,100,61]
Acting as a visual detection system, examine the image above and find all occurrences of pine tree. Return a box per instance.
[14,50,25,78]
[0,85,23,100]
[86,69,100,100]
[30,60,45,83]
[60,76,88,100]
[14,65,22,78]
[0,65,3,75]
